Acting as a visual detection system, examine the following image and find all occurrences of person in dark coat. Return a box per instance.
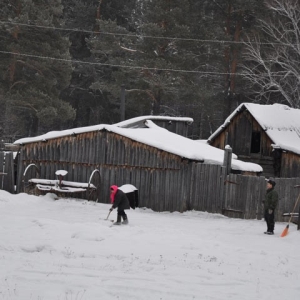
[109,185,130,225]
[263,179,278,235]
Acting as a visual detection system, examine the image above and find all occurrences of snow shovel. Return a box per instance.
[281,193,300,237]
[102,210,114,222]
[104,211,111,220]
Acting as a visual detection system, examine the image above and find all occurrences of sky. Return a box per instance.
[1,190,299,300]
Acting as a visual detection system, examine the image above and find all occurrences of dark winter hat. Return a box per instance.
[267,179,276,187]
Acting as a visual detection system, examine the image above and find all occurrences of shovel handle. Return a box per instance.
[288,193,300,224]
[105,211,111,220]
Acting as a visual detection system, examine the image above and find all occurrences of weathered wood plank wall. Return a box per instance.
[222,174,300,222]
[16,131,186,209]
[188,163,223,213]
[280,152,300,178]
[96,164,187,213]
[0,152,15,193]
[15,130,300,223]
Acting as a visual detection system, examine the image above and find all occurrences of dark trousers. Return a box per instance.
[264,210,275,232]
[117,210,127,218]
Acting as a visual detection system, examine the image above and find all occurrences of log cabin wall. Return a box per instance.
[280,152,300,178]
[210,110,278,178]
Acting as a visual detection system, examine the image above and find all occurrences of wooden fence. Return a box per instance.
[221,173,300,223]
[4,148,299,227]
[0,152,15,194]
[186,163,300,223]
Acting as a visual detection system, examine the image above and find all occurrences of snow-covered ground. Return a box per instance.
[1,190,299,300]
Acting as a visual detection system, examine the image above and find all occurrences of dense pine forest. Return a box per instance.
[0,0,299,142]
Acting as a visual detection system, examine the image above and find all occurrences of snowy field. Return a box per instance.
[1,190,299,300]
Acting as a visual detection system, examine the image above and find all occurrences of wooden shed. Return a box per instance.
[14,115,262,212]
[208,103,300,178]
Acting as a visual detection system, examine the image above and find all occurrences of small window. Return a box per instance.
[251,132,261,153]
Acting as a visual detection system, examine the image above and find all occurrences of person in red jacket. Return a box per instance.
[109,185,130,225]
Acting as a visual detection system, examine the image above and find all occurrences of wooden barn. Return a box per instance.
[13,115,262,212]
[208,103,300,178]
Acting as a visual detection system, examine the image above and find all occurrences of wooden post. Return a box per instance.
[225,145,232,175]
[221,145,232,213]
[0,140,4,151]
[220,165,227,213]
[120,84,125,121]
[58,175,63,188]
[0,151,15,193]
[16,149,23,193]
[4,152,15,194]
[298,204,300,230]
[55,170,68,189]
[224,132,228,148]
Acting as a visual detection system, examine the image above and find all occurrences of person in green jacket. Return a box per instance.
[263,179,278,235]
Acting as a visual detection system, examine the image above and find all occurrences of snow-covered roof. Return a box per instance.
[208,103,300,155]
[115,115,193,128]
[14,117,262,173]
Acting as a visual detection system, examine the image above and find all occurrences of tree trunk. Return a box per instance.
[224,4,243,117]
[152,91,161,115]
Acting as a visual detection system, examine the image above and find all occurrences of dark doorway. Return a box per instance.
[251,132,261,153]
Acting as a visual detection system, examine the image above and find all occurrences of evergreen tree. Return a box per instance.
[0,0,75,139]
[126,0,235,136]
[86,0,142,124]
[130,0,192,115]
[87,0,237,136]
[0,0,269,140]
[196,0,264,118]
[61,0,138,126]
[61,0,100,127]
[90,0,198,123]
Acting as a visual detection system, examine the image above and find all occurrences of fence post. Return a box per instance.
[224,145,232,175]
[4,152,15,193]
[0,152,4,190]
[298,203,300,231]
[220,145,232,211]
[0,151,15,193]
[16,149,24,193]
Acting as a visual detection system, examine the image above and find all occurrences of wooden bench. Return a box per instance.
[282,212,299,225]
[23,164,100,201]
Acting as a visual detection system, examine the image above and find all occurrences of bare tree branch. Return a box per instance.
[242,0,300,107]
